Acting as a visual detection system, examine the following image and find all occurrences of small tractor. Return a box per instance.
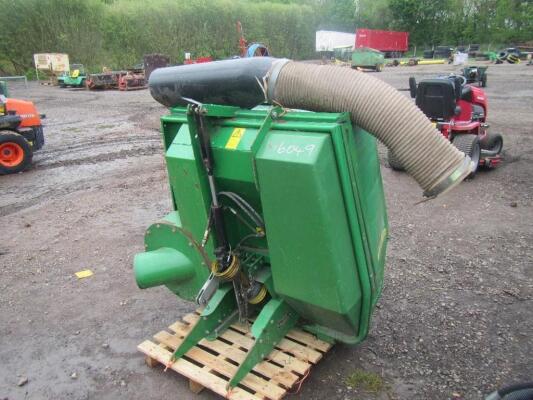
[0,92,45,174]
[58,63,87,88]
[389,74,503,174]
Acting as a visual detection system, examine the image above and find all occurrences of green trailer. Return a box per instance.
[351,47,385,72]
[58,64,87,88]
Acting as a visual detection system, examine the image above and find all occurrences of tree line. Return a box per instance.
[0,0,531,75]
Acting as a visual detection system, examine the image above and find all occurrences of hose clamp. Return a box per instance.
[266,58,290,102]
[423,156,472,198]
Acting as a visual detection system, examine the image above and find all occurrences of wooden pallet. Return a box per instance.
[138,311,333,400]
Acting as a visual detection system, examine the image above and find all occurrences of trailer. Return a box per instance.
[355,29,409,57]
[316,30,356,52]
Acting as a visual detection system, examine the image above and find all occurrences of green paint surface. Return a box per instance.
[136,105,388,344]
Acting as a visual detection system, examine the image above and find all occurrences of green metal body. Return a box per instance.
[351,48,385,70]
[134,104,388,387]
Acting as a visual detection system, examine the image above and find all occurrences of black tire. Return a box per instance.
[452,134,481,177]
[0,131,33,174]
[387,149,404,171]
[481,75,487,87]
[480,132,503,156]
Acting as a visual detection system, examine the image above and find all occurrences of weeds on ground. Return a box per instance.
[345,369,384,393]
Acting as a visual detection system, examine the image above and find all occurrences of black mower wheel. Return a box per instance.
[0,131,33,175]
[480,132,503,157]
[452,134,481,177]
[387,149,404,171]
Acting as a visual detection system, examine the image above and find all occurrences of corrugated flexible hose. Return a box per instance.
[149,57,471,197]
[267,61,472,197]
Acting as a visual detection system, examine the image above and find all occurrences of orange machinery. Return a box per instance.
[0,95,45,174]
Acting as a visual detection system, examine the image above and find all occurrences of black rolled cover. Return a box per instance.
[149,57,277,109]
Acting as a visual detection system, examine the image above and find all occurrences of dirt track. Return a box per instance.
[1,62,532,400]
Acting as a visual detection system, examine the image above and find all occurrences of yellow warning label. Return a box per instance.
[225,128,245,150]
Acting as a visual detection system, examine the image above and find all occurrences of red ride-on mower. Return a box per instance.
[388,75,503,175]
[0,95,45,174]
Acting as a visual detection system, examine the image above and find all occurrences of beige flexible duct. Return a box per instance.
[267,61,472,197]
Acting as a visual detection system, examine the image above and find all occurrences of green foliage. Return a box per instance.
[0,0,531,75]
[355,0,392,29]
[388,0,533,46]
[0,0,317,74]
[0,0,106,73]
[345,369,385,393]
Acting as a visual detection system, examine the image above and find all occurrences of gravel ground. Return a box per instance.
[0,62,531,400]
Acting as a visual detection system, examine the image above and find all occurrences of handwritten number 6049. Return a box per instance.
[275,142,316,157]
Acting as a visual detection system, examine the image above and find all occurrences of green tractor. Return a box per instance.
[58,64,87,88]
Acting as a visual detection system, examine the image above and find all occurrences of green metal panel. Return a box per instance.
[255,130,362,338]
[343,126,388,303]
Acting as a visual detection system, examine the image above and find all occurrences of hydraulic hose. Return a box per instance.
[149,57,471,197]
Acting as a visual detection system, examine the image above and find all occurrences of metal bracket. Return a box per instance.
[195,273,220,306]
[208,309,239,340]
[170,285,237,362]
[250,105,283,156]
[228,298,298,389]
[250,106,283,191]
